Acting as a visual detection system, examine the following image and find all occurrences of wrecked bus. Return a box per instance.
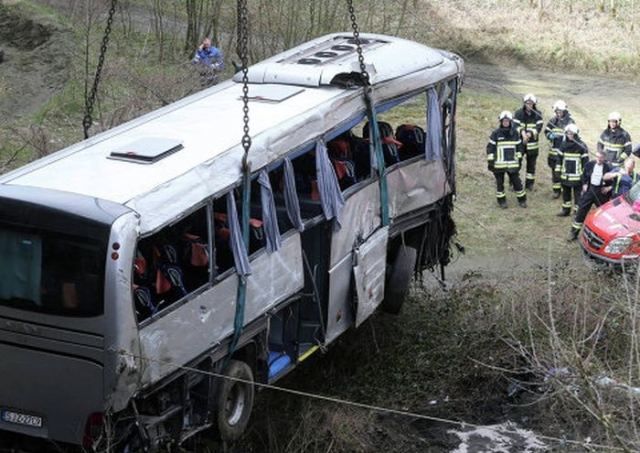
[0,33,464,451]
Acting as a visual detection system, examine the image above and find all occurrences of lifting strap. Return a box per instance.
[347,0,390,226]
[83,0,117,139]
[229,0,251,357]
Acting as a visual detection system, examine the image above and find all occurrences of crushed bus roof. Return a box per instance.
[0,33,464,232]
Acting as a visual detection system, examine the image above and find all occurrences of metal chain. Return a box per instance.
[83,0,117,139]
[237,0,251,167]
[347,0,369,86]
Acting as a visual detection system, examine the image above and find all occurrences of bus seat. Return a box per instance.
[395,124,425,159]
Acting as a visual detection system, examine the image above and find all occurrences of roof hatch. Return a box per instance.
[108,137,183,164]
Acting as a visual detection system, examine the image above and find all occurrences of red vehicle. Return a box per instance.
[580,183,640,265]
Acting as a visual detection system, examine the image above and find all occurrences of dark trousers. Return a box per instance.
[547,154,561,193]
[494,171,526,202]
[561,184,581,214]
[572,186,609,231]
[524,149,538,186]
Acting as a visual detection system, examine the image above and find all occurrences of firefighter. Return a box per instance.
[568,149,612,240]
[513,94,544,190]
[597,112,632,166]
[556,124,589,217]
[545,100,574,198]
[487,111,527,209]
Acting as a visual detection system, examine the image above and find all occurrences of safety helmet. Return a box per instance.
[552,100,568,112]
[523,93,537,104]
[498,110,513,121]
[564,124,579,135]
[608,111,622,123]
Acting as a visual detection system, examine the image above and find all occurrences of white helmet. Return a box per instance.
[564,124,580,135]
[553,100,568,112]
[608,111,622,123]
[523,93,537,104]
[498,110,513,121]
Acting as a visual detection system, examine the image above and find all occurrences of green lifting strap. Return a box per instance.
[366,99,390,226]
[228,0,251,358]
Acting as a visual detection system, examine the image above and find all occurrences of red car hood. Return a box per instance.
[589,197,640,235]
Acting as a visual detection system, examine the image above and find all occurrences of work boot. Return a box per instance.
[567,229,579,242]
[518,200,527,208]
[525,180,534,191]
[552,191,561,199]
[556,209,570,217]
[498,199,508,209]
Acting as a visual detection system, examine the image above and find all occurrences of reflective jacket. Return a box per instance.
[513,107,543,153]
[545,114,575,157]
[611,170,640,197]
[556,138,589,186]
[597,127,632,165]
[487,125,522,173]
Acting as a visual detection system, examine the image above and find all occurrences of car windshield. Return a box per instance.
[626,181,640,203]
[0,226,105,317]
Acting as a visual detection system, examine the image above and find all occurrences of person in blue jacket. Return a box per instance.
[192,37,224,71]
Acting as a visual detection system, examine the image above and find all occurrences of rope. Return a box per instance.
[113,348,626,452]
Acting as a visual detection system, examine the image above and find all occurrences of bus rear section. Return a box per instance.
[0,185,133,448]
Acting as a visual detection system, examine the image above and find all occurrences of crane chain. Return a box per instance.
[83,0,117,139]
[347,0,369,86]
[237,0,251,167]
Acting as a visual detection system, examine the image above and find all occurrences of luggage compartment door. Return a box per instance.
[353,226,389,327]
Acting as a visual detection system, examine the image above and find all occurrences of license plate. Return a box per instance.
[1,409,43,428]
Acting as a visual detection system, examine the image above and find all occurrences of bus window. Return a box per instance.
[290,150,323,219]
[134,205,210,321]
[212,197,234,276]
[0,226,105,317]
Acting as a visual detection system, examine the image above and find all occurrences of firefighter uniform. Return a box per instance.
[545,110,574,197]
[569,157,612,239]
[487,114,526,208]
[597,122,632,167]
[513,106,543,190]
[556,133,589,216]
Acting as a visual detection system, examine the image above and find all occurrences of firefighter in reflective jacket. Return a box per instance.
[513,93,544,190]
[597,112,632,166]
[487,111,527,208]
[556,124,589,217]
[545,100,574,198]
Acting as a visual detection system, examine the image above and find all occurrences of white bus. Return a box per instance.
[0,33,463,451]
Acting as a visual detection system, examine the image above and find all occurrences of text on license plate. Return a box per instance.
[1,409,43,428]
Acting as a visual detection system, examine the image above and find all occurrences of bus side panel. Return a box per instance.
[245,233,303,324]
[387,159,450,220]
[139,275,238,384]
[329,182,381,268]
[138,234,302,385]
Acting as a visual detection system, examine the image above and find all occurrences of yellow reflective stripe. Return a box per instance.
[562,201,572,208]
[496,192,506,198]
[487,155,495,161]
[488,139,496,145]
[516,190,526,197]
[497,141,520,146]
[603,142,624,149]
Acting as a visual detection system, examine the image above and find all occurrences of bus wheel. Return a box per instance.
[381,245,417,315]
[215,359,254,441]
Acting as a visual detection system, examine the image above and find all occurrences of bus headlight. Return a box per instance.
[604,237,633,254]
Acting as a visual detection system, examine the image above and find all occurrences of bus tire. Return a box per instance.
[381,245,417,315]
[215,359,255,441]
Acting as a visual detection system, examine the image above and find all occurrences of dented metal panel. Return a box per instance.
[138,234,302,385]
[353,227,389,328]
[245,233,304,324]
[387,159,450,220]
[325,253,354,344]
[330,182,381,268]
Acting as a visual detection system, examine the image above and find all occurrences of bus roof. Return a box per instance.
[0,33,463,233]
